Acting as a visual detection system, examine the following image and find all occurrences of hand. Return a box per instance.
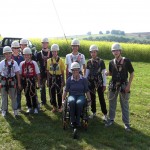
[61,81,65,87]
[62,99,65,104]
[125,84,130,93]
[102,86,106,92]
[18,84,22,90]
[105,71,109,76]
[87,99,91,106]
[37,82,41,89]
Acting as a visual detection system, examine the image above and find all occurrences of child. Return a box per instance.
[105,43,134,131]
[47,44,65,112]
[20,47,40,114]
[86,45,108,121]
[11,41,24,111]
[0,46,21,117]
[65,39,86,79]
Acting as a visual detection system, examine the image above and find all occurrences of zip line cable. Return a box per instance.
[51,0,70,47]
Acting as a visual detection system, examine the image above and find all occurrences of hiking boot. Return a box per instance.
[34,108,38,114]
[124,124,131,131]
[2,110,6,117]
[105,120,114,127]
[89,113,96,119]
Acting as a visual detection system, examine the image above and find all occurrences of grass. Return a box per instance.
[0,60,150,150]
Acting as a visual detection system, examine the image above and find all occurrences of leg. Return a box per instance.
[68,95,76,124]
[56,76,62,109]
[119,92,130,125]
[76,95,86,126]
[40,76,47,105]
[97,86,107,115]
[17,89,22,109]
[1,87,8,111]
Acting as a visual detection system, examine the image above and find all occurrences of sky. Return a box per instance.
[0,0,150,38]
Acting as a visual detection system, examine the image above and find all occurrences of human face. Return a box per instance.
[72,68,80,77]
[52,51,58,58]
[12,47,20,56]
[42,42,49,49]
[90,50,97,59]
[24,54,31,61]
[112,50,121,58]
[72,45,79,53]
[20,44,27,50]
[4,52,12,60]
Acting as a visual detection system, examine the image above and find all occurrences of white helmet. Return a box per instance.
[51,44,59,51]
[23,47,32,54]
[89,45,98,51]
[41,38,49,43]
[71,62,80,70]
[11,41,20,48]
[111,43,122,51]
[20,38,28,45]
[71,39,80,46]
[3,46,12,54]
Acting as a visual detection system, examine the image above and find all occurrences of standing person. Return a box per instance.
[11,41,24,111]
[66,38,86,79]
[47,44,65,112]
[62,62,91,127]
[20,47,40,114]
[105,43,134,131]
[0,46,21,117]
[85,45,108,120]
[36,38,52,106]
[20,38,36,61]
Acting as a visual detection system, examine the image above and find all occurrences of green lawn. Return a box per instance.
[0,60,150,150]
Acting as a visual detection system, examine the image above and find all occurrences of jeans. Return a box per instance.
[68,95,86,125]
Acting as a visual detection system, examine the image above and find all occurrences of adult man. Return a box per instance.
[36,38,52,105]
[106,43,134,131]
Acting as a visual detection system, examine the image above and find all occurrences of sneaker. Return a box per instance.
[102,115,108,122]
[14,110,18,116]
[2,110,6,117]
[89,113,96,119]
[34,108,38,114]
[105,120,114,127]
[26,108,32,113]
[124,124,131,131]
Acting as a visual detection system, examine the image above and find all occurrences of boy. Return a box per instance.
[0,46,21,117]
[20,47,40,114]
[105,43,134,131]
[11,41,24,111]
[86,45,107,121]
[36,38,52,105]
[47,44,65,112]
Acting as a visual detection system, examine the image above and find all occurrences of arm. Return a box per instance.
[125,72,134,93]
[62,91,68,103]
[102,69,107,91]
[83,64,86,76]
[66,65,69,80]
[15,71,21,89]
[36,73,41,88]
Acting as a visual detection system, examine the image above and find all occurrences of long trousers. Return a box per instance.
[68,95,86,125]
[108,88,130,125]
[40,72,47,105]
[48,75,62,109]
[22,78,37,109]
[89,80,107,115]
[1,79,17,111]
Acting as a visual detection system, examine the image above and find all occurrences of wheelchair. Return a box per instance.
[62,97,89,139]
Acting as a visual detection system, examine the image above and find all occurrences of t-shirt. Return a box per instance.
[66,53,85,73]
[109,57,134,82]
[12,55,24,65]
[0,59,20,78]
[19,60,40,77]
[47,57,65,75]
[36,50,52,72]
[65,75,89,95]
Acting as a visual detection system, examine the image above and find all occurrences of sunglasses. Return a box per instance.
[12,47,20,49]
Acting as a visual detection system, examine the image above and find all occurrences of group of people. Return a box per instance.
[0,38,134,131]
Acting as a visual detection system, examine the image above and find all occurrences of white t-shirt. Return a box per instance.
[19,60,40,75]
[66,53,86,73]
[0,59,20,77]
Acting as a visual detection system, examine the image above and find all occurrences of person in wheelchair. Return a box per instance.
[62,62,91,127]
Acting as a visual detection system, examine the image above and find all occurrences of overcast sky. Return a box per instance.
[0,0,149,38]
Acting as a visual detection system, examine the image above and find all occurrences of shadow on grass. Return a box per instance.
[4,110,150,150]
